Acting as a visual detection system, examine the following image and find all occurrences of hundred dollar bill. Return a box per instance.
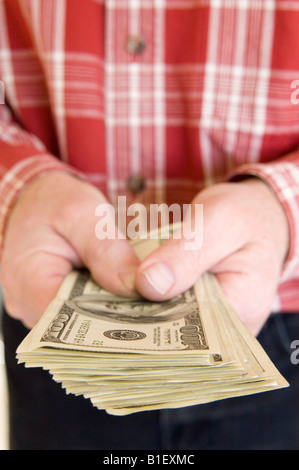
[17,269,221,359]
[16,235,289,415]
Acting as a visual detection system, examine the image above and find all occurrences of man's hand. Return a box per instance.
[136,179,289,336]
[0,172,139,329]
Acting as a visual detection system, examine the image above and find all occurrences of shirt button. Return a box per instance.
[126,35,146,56]
[126,174,146,193]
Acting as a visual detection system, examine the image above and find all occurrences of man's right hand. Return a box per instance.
[0,172,140,329]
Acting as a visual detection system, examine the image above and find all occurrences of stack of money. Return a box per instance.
[16,238,289,416]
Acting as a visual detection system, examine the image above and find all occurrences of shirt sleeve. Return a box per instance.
[228,150,299,283]
[0,116,83,257]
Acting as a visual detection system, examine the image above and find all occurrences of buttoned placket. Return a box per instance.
[104,1,167,209]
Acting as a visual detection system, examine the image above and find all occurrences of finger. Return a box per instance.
[59,207,140,297]
[1,252,73,328]
[136,195,248,300]
[211,247,281,336]
[85,236,140,296]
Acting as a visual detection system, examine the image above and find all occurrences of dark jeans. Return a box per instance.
[2,310,299,450]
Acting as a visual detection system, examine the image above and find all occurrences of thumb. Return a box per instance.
[135,195,248,300]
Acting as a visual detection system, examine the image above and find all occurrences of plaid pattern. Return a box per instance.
[1,0,299,312]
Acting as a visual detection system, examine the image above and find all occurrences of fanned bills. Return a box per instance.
[16,237,289,415]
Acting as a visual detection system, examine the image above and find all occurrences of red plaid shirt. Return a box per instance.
[1,0,299,313]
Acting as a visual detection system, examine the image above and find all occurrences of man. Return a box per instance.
[1,0,299,449]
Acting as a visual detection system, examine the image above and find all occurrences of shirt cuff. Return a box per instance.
[0,154,84,258]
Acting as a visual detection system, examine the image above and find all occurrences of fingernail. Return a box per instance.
[141,262,175,295]
[118,268,137,294]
